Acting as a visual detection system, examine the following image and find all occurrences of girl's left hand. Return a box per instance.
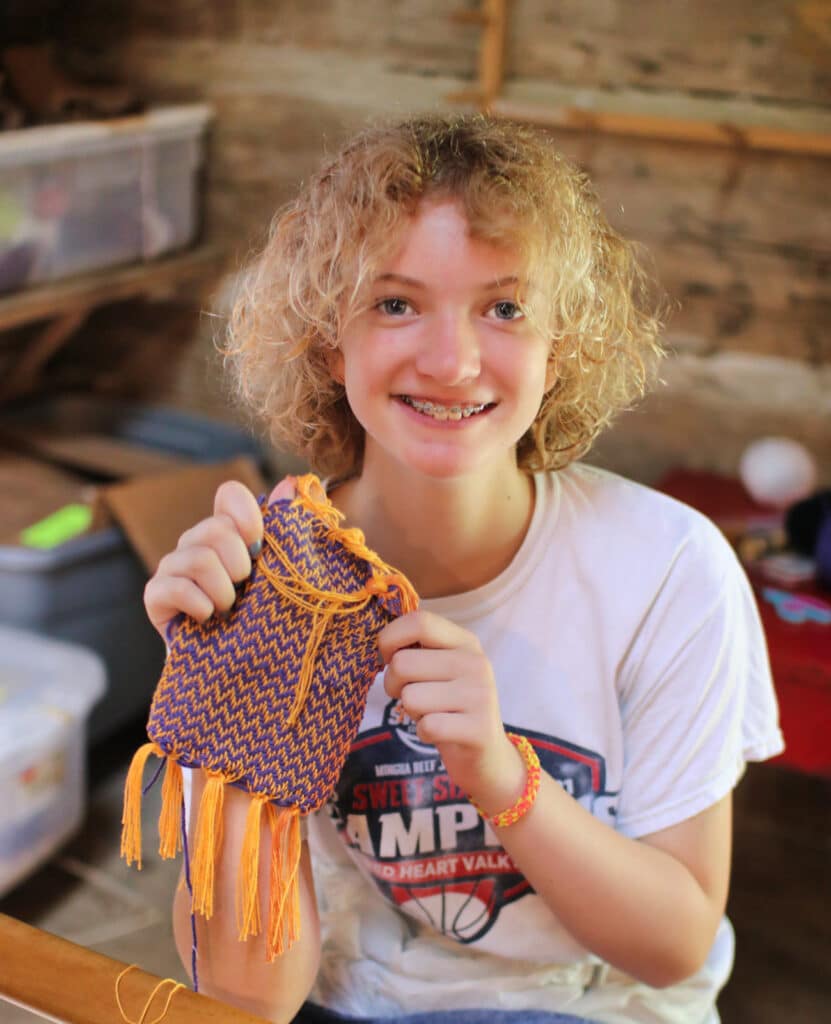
[378,610,526,816]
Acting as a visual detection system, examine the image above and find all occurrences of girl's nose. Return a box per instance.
[415,314,481,384]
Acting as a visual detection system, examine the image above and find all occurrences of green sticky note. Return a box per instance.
[20,504,94,549]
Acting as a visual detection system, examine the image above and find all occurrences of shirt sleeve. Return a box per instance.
[614,517,784,839]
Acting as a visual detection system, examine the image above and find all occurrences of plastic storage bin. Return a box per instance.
[0,396,266,741]
[0,626,106,896]
[0,104,211,293]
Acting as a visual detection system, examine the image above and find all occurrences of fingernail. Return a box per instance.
[248,538,262,558]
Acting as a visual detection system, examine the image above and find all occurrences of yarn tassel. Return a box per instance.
[158,758,184,859]
[121,741,163,869]
[236,795,269,941]
[190,774,226,920]
[265,805,302,959]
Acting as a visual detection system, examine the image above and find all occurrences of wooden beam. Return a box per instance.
[0,245,224,334]
[0,913,269,1024]
[491,97,831,157]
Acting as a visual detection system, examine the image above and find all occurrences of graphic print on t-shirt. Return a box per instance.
[329,698,617,944]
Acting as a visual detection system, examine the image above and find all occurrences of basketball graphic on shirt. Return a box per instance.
[331,701,614,945]
[390,879,497,942]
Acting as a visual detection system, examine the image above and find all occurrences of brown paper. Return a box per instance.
[0,425,187,479]
[96,456,268,574]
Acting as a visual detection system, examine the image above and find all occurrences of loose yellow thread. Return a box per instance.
[115,964,185,1024]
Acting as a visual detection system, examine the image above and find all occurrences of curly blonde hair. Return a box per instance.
[224,113,665,477]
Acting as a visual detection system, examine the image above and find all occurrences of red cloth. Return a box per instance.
[657,470,831,776]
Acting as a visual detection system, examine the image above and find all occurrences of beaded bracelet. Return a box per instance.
[469,732,542,829]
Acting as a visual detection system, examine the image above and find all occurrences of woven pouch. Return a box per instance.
[121,474,417,959]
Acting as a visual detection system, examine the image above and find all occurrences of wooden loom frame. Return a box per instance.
[0,913,271,1024]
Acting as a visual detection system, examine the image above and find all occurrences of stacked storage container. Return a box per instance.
[0,105,212,292]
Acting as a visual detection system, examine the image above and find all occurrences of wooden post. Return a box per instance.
[478,0,509,110]
[448,0,510,109]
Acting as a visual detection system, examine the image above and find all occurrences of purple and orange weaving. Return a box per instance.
[121,474,418,959]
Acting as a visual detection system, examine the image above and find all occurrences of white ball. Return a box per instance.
[738,437,817,508]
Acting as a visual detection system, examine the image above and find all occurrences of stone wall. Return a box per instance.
[68,0,830,483]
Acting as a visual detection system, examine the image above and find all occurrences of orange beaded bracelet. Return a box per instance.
[469,732,542,829]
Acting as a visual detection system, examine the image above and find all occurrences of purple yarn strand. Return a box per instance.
[142,758,165,796]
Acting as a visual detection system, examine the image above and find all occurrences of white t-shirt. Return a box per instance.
[306,464,784,1023]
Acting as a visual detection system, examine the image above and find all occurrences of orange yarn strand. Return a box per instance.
[158,758,183,859]
[256,476,417,726]
[266,805,302,958]
[291,473,341,528]
[237,795,268,941]
[121,742,163,869]
[114,964,185,1024]
[258,538,374,613]
[190,774,226,919]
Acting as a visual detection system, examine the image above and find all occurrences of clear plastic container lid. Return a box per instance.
[0,104,213,168]
[0,627,106,743]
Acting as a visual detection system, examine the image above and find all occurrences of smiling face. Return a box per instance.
[330,199,555,487]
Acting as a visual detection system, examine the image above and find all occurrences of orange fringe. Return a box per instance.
[190,774,226,920]
[266,805,302,959]
[158,758,183,860]
[236,795,268,941]
[121,742,164,869]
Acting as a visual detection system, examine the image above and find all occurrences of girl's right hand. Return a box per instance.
[143,477,296,640]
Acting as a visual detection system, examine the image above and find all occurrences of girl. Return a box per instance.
[144,114,783,1024]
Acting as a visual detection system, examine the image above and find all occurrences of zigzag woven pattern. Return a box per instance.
[121,474,418,962]
[148,478,415,812]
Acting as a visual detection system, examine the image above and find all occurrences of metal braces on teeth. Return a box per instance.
[403,397,488,421]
